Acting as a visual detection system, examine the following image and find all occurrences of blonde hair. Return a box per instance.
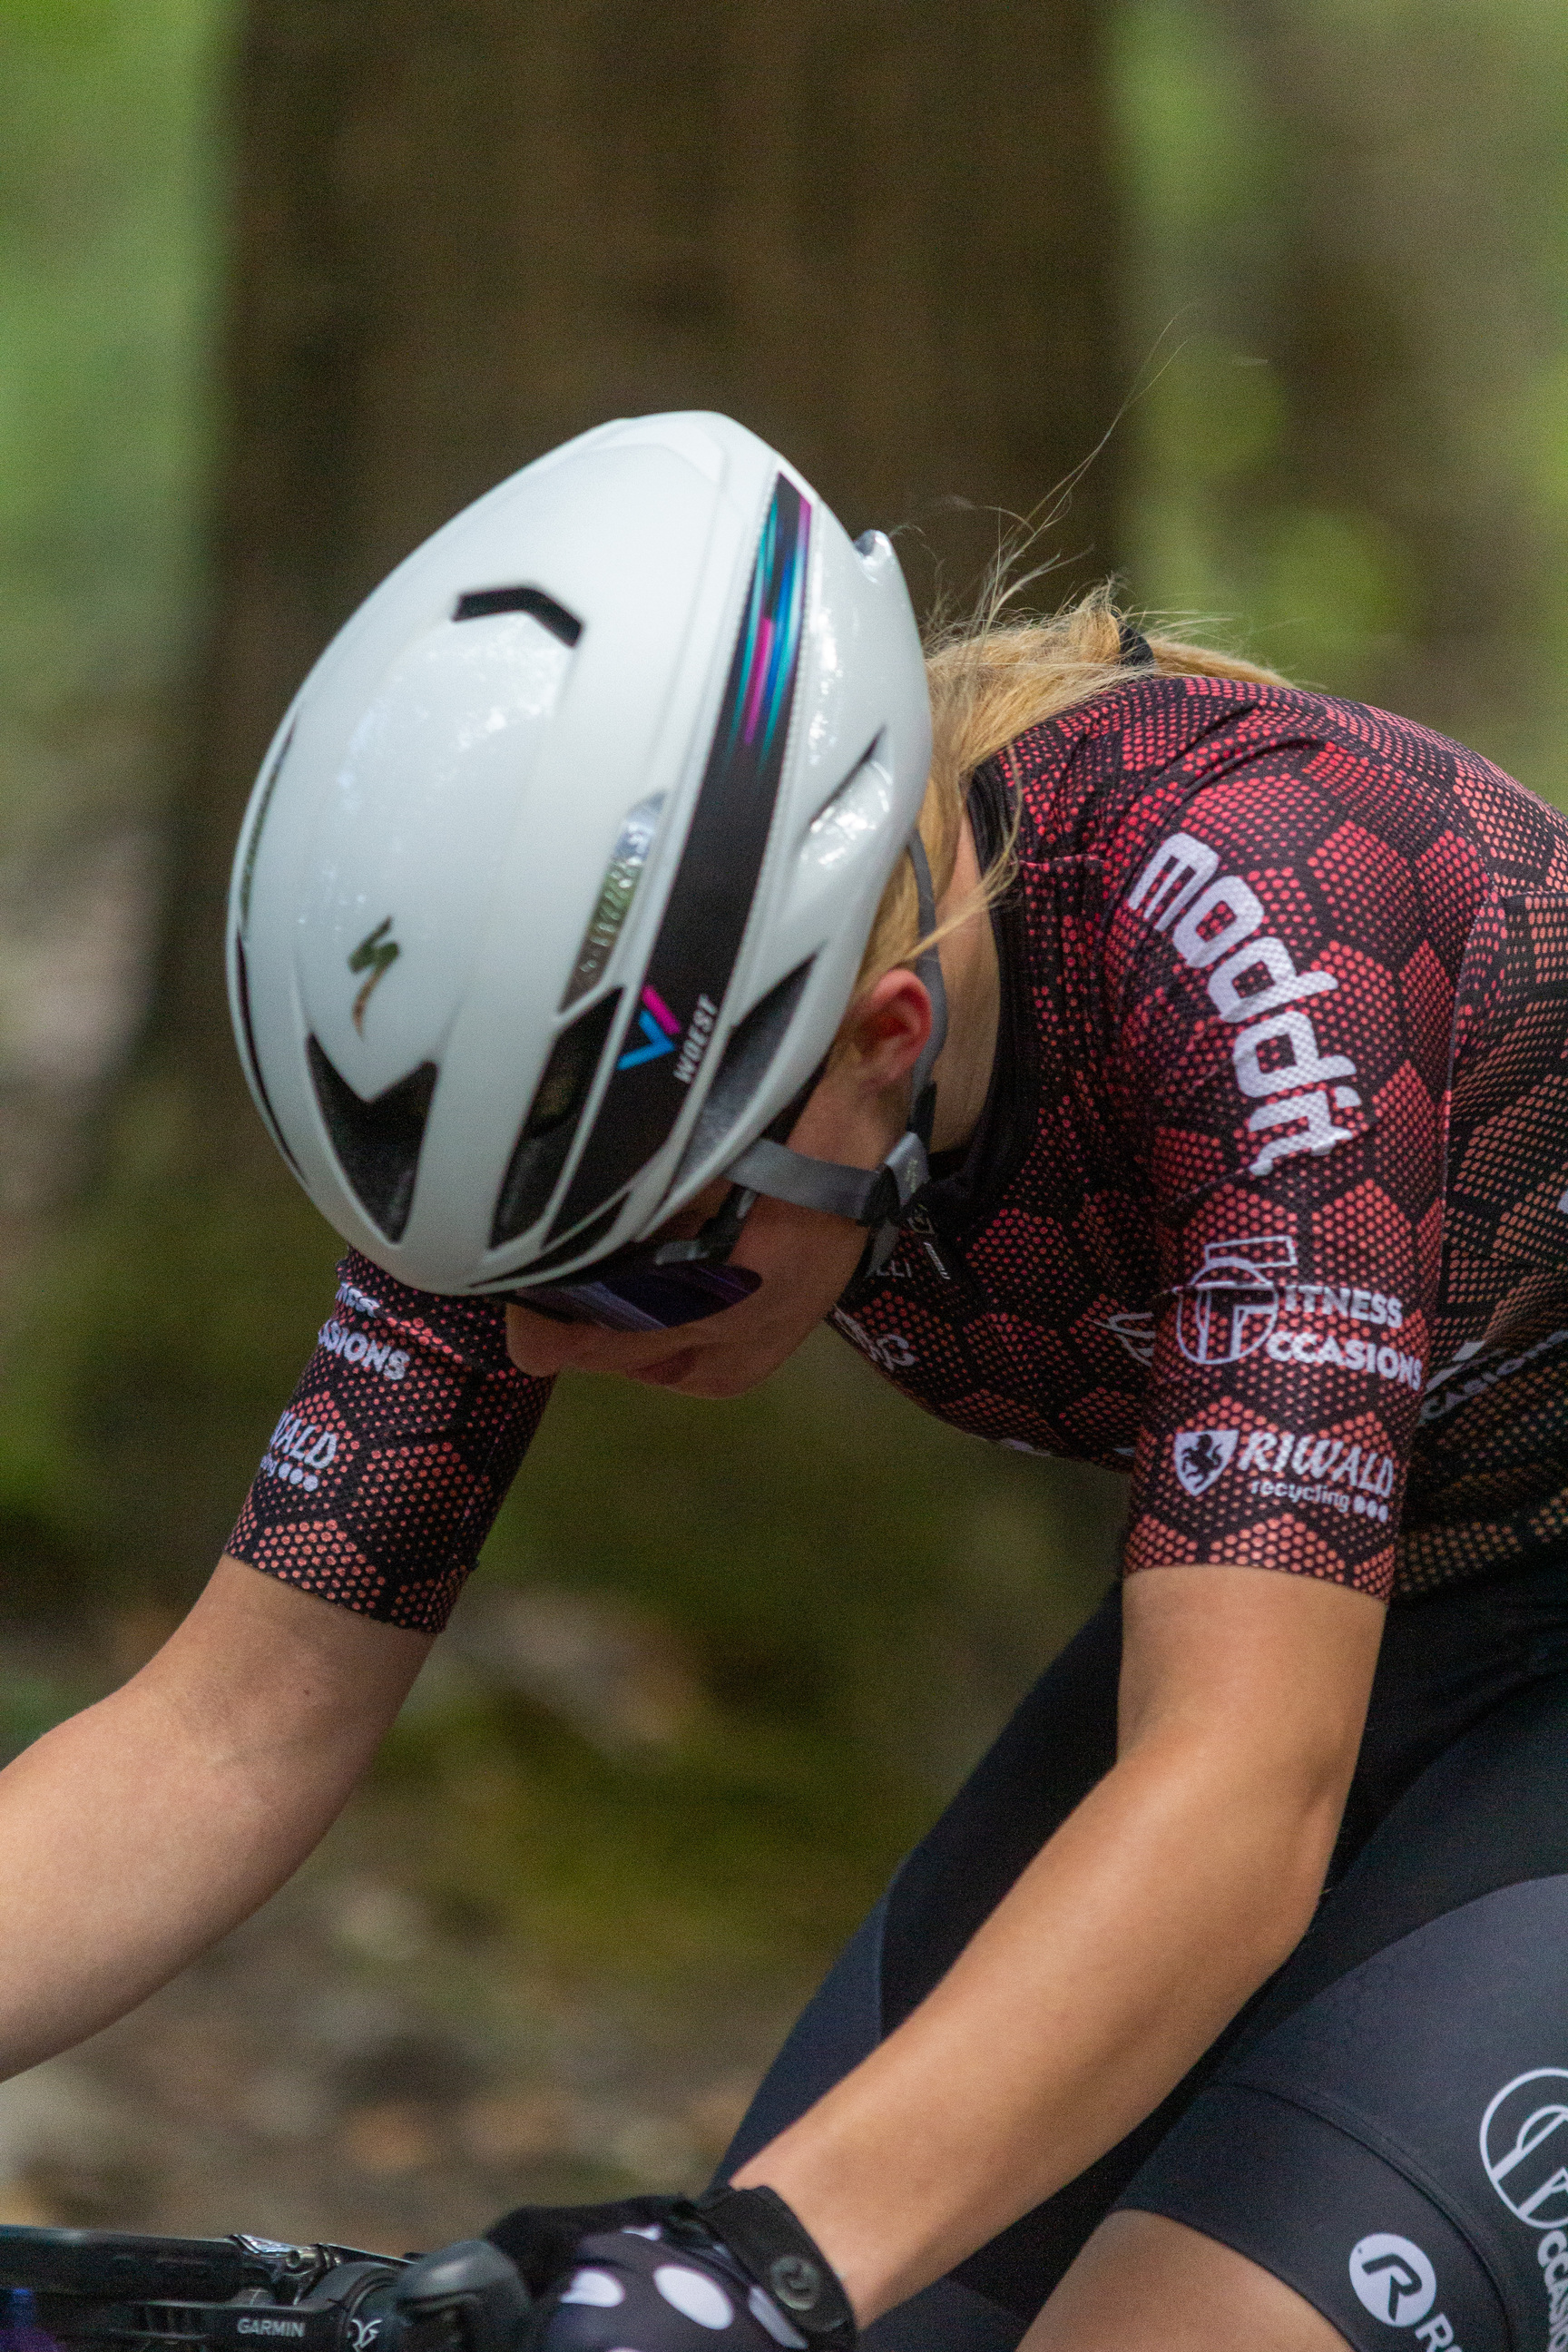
[850,584,1291,1008]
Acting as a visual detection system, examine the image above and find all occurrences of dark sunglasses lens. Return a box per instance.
[517,1259,762,1333]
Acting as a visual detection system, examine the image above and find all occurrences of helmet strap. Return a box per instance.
[722,831,948,1269]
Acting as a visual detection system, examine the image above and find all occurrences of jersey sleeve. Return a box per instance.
[1102,743,1459,1602]
[227,1250,551,1632]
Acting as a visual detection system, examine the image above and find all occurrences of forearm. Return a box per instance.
[0,1557,428,2077]
[736,1731,1344,2323]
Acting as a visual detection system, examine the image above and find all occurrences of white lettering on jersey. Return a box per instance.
[318,1318,408,1380]
[260,1408,339,1493]
[1125,829,1361,1176]
[1419,1326,1568,1423]
[832,1309,917,1375]
[1231,1425,1396,1522]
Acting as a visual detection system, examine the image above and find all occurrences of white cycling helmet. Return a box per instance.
[228,410,938,1317]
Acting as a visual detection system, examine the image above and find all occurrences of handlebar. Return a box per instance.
[0,2229,530,2352]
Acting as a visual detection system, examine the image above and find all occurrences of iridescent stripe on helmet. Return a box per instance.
[544,474,811,1240]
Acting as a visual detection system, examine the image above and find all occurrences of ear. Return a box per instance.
[835,966,932,1094]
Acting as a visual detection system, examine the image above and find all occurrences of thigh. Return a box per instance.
[1112,1668,1568,2352]
[1024,2212,1352,2352]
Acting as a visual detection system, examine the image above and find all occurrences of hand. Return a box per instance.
[537,2226,808,2352]
[486,2199,681,2299]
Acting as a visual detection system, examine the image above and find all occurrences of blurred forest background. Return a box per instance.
[0,0,1563,2250]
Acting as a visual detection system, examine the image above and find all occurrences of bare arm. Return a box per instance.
[734,1563,1385,2322]
[0,1555,429,2078]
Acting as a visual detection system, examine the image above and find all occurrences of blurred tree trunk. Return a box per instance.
[7,0,1125,1598]
[1210,0,1555,765]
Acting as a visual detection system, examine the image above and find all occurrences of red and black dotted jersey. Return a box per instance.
[227,1259,549,1632]
[833,674,1568,1604]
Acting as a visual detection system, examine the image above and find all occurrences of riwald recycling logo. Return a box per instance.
[1171,1428,1239,1497]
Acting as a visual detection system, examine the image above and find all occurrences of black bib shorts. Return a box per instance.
[719,1559,1568,2352]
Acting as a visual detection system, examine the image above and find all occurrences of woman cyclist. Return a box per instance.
[5,410,1567,2352]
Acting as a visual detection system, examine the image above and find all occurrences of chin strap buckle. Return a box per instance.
[858,1131,930,1273]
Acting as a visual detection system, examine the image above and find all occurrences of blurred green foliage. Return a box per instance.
[0,0,227,842]
[1118,0,1568,788]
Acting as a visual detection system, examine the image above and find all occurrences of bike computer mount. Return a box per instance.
[0,2228,530,2352]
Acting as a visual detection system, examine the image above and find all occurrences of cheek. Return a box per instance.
[730,1192,865,1301]
[505,1305,589,1376]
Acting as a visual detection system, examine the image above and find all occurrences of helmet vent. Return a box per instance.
[503,1198,623,1284]
[453,585,583,645]
[306,1038,437,1242]
[678,959,814,1178]
[490,990,622,1248]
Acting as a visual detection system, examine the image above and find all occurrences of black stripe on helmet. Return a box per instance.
[545,472,811,1241]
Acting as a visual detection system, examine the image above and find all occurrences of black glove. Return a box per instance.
[487,2190,855,2352]
[486,2200,682,2303]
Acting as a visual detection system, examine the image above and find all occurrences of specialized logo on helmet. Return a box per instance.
[1171,1428,1238,1496]
[348,916,400,1034]
[1481,2070,1568,2228]
[1348,2236,1436,2328]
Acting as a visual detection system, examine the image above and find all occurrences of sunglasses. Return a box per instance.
[507,1185,762,1332]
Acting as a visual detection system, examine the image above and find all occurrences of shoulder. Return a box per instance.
[995,676,1568,897]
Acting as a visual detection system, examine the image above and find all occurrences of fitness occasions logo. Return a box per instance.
[1176,1235,1294,1366]
[1102,1236,1419,1396]
[1172,1428,1238,1496]
[1174,1234,1420,1391]
[318,1317,408,1382]
[1348,2236,1436,2329]
[1480,2071,1568,2352]
[1481,2070,1568,2229]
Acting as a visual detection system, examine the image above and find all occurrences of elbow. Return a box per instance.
[1249,1779,1349,1974]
